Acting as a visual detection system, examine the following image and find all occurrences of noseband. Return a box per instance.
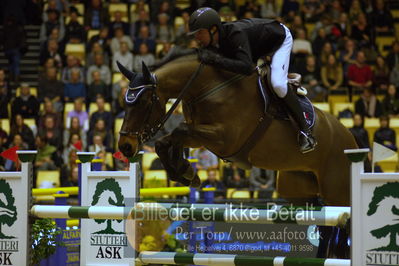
[119,63,204,144]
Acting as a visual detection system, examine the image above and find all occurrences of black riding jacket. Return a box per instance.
[204,18,286,75]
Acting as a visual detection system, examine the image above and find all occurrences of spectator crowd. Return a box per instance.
[0,0,398,196]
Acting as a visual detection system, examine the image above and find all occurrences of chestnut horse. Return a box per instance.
[117,54,357,207]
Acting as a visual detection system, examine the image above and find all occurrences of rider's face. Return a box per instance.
[195,29,211,47]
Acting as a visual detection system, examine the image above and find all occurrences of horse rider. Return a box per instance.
[188,7,316,153]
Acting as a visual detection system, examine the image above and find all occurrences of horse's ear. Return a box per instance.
[117,61,136,81]
[142,61,152,82]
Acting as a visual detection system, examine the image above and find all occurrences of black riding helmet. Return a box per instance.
[188,7,221,35]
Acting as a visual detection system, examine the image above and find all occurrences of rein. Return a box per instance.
[120,63,204,143]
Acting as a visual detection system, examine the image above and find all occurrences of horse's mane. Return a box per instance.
[150,46,197,70]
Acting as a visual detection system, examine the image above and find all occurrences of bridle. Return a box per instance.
[119,63,204,144]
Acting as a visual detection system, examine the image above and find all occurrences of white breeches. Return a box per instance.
[270,24,293,98]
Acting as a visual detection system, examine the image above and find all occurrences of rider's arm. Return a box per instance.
[199,32,254,75]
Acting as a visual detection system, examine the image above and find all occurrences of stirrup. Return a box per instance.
[298,131,317,154]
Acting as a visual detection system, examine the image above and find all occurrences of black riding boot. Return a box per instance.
[282,87,317,153]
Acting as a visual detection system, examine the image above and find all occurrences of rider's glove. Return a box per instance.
[198,49,219,65]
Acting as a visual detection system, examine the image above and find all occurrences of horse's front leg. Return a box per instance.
[155,123,201,187]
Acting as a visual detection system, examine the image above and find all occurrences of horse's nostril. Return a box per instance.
[120,143,132,153]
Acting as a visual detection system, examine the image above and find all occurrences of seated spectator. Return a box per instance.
[87,27,111,56]
[62,165,79,187]
[156,13,175,44]
[321,54,343,91]
[154,0,176,24]
[339,38,357,81]
[34,135,60,170]
[292,28,312,70]
[9,114,35,149]
[64,9,85,43]
[96,150,113,171]
[67,98,89,131]
[164,102,184,133]
[40,58,57,79]
[38,101,62,129]
[10,133,28,150]
[175,10,190,39]
[348,51,373,91]
[39,8,65,43]
[330,12,350,44]
[87,71,108,103]
[193,147,219,170]
[390,64,399,88]
[39,38,63,67]
[386,40,399,71]
[223,163,247,188]
[110,27,133,54]
[63,133,82,163]
[39,68,64,112]
[260,0,280,19]
[38,116,62,149]
[90,96,113,130]
[131,0,148,23]
[289,15,305,37]
[88,134,107,154]
[108,11,129,38]
[5,134,27,171]
[199,168,225,199]
[373,55,390,93]
[349,113,370,148]
[369,0,394,34]
[157,42,172,59]
[134,26,156,54]
[319,41,334,66]
[87,119,113,151]
[281,0,300,19]
[112,78,128,106]
[87,53,111,86]
[327,0,343,23]
[374,115,397,151]
[42,0,66,21]
[301,0,325,22]
[84,0,109,30]
[0,120,8,147]
[0,70,10,118]
[114,80,128,117]
[61,55,84,84]
[348,0,364,24]
[108,11,130,38]
[238,0,261,19]
[382,84,399,117]
[130,10,156,40]
[350,13,373,49]
[63,116,87,148]
[86,42,110,66]
[355,88,382,118]
[299,55,326,101]
[12,83,40,119]
[249,167,275,199]
[312,28,328,57]
[112,42,134,72]
[133,43,155,72]
[64,68,86,102]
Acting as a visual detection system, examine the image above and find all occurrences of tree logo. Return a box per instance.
[367,181,399,251]
[0,179,17,239]
[91,178,125,235]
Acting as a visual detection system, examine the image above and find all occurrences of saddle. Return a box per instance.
[221,63,316,170]
[257,64,316,128]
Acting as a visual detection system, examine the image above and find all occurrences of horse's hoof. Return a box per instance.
[182,164,195,181]
[190,175,201,188]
